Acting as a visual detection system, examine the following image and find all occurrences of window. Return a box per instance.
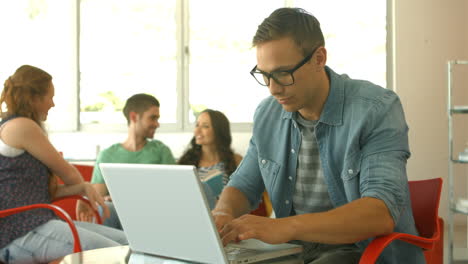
[0,0,387,132]
[79,0,178,130]
[187,1,279,124]
[295,0,387,88]
[0,0,77,131]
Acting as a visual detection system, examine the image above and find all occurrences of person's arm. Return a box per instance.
[290,197,393,243]
[220,150,400,246]
[220,150,400,245]
[219,196,393,246]
[213,186,251,219]
[233,153,243,167]
[212,186,251,242]
[2,118,81,186]
[93,183,109,197]
[76,150,110,221]
[213,143,263,244]
[3,118,84,188]
[90,154,109,195]
[217,130,266,212]
[1,118,109,219]
[159,144,176,164]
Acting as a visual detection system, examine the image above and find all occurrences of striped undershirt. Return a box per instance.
[292,115,333,215]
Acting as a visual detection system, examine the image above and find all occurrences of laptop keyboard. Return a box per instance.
[225,246,258,255]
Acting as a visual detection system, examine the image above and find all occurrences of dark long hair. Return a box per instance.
[178,109,237,176]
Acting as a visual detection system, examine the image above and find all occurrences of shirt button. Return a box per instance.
[285,200,290,204]
[288,176,293,181]
[291,149,295,154]
[348,169,354,174]
[261,160,266,165]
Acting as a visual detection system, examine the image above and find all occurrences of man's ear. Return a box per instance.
[315,46,327,69]
[129,111,138,123]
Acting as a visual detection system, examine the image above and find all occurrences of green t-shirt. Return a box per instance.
[91,140,176,184]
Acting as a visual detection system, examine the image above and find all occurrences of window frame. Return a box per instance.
[64,0,390,134]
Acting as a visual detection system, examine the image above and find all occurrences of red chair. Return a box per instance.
[52,164,102,224]
[250,201,267,216]
[0,203,82,253]
[71,163,94,182]
[52,195,102,224]
[359,178,443,264]
[250,192,273,217]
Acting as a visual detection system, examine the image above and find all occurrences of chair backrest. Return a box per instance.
[53,163,95,221]
[408,178,442,238]
[73,163,94,182]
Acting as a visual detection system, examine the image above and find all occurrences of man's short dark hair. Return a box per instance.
[253,7,325,56]
[123,93,160,124]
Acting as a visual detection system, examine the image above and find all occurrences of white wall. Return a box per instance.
[394,0,468,225]
[50,131,252,161]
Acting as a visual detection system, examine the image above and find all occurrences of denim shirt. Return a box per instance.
[228,67,425,263]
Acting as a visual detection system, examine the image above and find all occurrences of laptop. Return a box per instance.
[100,163,303,264]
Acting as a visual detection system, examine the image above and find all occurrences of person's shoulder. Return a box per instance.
[145,140,175,163]
[3,116,37,127]
[337,73,399,109]
[146,139,170,148]
[0,117,45,150]
[2,117,41,134]
[101,143,123,152]
[146,140,173,153]
[97,143,124,158]
[334,69,395,99]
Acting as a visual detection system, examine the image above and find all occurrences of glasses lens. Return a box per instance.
[252,72,269,86]
[272,71,294,86]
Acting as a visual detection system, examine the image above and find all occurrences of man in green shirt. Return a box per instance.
[77,94,175,228]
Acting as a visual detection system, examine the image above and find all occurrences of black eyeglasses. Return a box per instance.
[250,47,318,87]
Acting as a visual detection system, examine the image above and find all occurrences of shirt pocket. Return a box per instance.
[341,151,362,181]
[258,156,281,183]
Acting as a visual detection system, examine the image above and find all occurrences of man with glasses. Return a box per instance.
[212,7,423,264]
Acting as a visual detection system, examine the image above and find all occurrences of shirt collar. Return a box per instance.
[319,66,344,126]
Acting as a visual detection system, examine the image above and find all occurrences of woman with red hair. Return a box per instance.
[0,65,127,263]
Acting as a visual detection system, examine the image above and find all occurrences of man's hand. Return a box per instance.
[219,214,292,246]
[212,210,235,233]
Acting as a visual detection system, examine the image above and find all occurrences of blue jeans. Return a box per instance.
[0,219,127,264]
[99,201,123,230]
[300,242,361,264]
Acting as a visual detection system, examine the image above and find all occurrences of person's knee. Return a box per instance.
[74,221,127,247]
[0,241,38,264]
